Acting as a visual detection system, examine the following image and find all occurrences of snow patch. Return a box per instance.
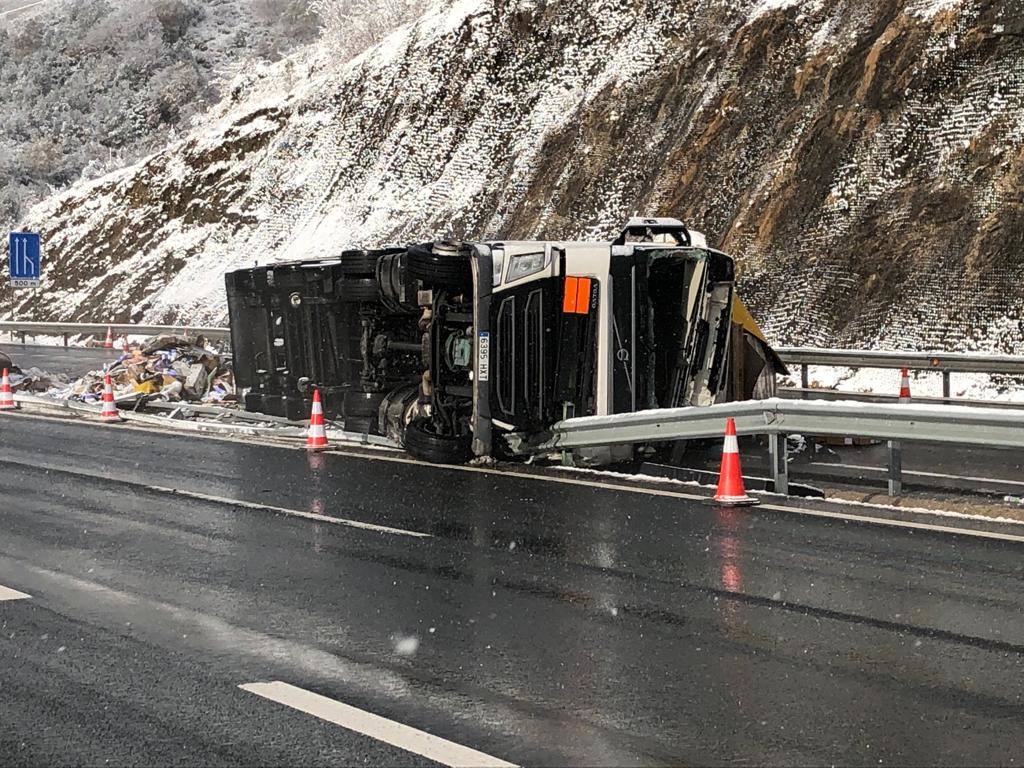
[747,0,801,23]
[906,0,963,19]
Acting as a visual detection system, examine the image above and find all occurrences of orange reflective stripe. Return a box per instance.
[563,277,579,313]
[575,277,591,314]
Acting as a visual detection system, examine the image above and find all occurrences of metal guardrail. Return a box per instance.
[775,347,1024,374]
[775,347,1024,400]
[516,398,1024,496]
[0,321,231,345]
[779,387,1024,410]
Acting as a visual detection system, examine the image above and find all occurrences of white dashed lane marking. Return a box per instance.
[240,681,518,768]
[0,584,30,601]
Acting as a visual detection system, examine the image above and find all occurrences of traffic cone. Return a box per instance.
[121,336,130,354]
[713,417,759,506]
[99,374,122,423]
[0,368,17,410]
[306,388,328,452]
[898,367,911,403]
[103,326,114,349]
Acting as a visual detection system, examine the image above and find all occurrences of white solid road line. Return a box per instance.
[240,681,518,768]
[756,502,1024,544]
[148,485,432,539]
[0,584,30,601]
[0,0,47,17]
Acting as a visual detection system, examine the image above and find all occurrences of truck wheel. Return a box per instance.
[343,416,375,434]
[339,249,379,276]
[344,389,386,417]
[376,251,416,314]
[403,417,472,464]
[336,277,380,302]
[406,242,472,291]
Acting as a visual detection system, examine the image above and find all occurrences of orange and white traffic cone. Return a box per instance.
[103,326,114,349]
[898,367,911,403]
[121,336,130,354]
[99,374,122,423]
[713,417,759,506]
[0,368,17,410]
[306,388,328,452]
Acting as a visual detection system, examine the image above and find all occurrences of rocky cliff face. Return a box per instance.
[12,0,1024,352]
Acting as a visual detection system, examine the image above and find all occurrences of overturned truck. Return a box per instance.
[225,218,782,464]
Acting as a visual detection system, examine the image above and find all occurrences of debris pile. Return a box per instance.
[56,335,236,405]
[8,366,68,393]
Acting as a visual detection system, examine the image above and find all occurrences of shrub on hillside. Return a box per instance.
[308,0,431,58]
[0,0,319,228]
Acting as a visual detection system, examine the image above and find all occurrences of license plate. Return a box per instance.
[477,331,490,381]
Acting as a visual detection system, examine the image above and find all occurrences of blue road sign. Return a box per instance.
[8,232,40,288]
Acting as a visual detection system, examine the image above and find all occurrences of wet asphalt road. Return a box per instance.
[1,415,1024,765]
[0,343,120,377]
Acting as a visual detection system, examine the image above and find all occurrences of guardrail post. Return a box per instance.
[942,372,951,401]
[887,440,903,496]
[800,364,809,397]
[62,333,68,347]
[19,331,25,345]
[560,403,574,467]
[769,433,789,495]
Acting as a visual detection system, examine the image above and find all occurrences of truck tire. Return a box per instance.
[406,242,472,291]
[376,251,417,314]
[403,417,472,464]
[343,416,375,434]
[336,277,380,302]
[344,389,386,417]
[339,249,379,276]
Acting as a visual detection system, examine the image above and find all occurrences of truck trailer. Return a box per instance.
[225,217,782,464]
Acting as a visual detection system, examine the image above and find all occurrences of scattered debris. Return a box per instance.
[49,335,236,406]
[9,366,68,393]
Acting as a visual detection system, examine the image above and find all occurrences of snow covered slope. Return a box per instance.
[12,0,1024,353]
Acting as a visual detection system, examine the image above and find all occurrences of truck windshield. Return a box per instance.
[646,248,708,408]
[613,247,731,412]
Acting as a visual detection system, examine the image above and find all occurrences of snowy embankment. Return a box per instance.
[7,0,1023,368]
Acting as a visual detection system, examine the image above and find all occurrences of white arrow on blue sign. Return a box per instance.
[8,232,41,288]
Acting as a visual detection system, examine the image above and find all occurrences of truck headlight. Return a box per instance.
[507,251,547,282]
